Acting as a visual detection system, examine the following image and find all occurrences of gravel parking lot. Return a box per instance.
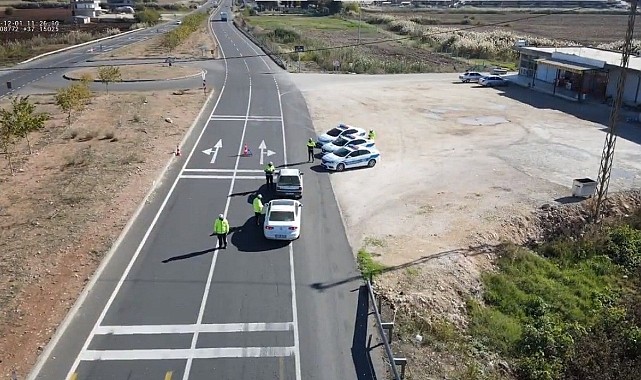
[292,72,641,319]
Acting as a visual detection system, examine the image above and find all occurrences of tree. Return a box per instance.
[162,31,181,52]
[54,82,92,125]
[0,96,49,172]
[97,66,122,94]
[134,8,161,25]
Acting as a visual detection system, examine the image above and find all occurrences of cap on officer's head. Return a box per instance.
[218,214,224,219]
[257,194,262,199]
[308,138,313,141]
[269,161,273,165]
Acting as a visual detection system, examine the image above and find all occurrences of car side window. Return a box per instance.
[345,129,357,135]
[346,151,357,158]
[357,150,369,156]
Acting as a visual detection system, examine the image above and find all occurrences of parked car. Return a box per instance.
[316,124,367,148]
[491,67,508,75]
[479,76,509,87]
[458,71,484,83]
[275,168,303,198]
[320,134,374,155]
[321,144,380,172]
[263,200,302,241]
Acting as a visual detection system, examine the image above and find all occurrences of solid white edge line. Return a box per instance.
[94,322,294,335]
[179,175,264,180]
[181,25,253,380]
[61,5,228,380]
[81,347,295,361]
[231,24,302,380]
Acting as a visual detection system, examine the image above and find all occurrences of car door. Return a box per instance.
[344,151,361,168]
[354,150,372,167]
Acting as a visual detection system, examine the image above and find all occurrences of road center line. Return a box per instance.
[181,36,254,380]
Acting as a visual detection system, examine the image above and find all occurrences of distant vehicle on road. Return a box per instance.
[220,11,228,21]
[175,20,182,25]
[320,134,374,155]
[275,168,304,198]
[263,200,302,241]
[316,124,366,148]
[321,144,380,172]
[479,76,509,87]
[459,71,483,83]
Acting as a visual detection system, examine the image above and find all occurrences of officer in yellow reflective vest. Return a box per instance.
[212,213,230,249]
[264,162,275,188]
[306,138,316,163]
[253,194,264,226]
[368,129,377,140]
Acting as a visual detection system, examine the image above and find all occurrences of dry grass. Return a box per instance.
[66,64,202,81]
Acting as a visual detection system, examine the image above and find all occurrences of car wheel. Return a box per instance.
[336,163,345,172]
[367,159,376,168]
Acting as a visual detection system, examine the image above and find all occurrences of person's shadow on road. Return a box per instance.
[161,247,218,263]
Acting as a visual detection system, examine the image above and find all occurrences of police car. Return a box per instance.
[316,124,367,148]
[321,144,380,172]
[321,134,374,155]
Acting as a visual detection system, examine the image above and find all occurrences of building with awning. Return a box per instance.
[513,45,641,105]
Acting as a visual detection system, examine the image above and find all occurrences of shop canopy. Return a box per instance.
[535,58,601,74]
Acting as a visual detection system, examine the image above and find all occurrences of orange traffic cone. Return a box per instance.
[175,145,181,156]
[243,144,252,156]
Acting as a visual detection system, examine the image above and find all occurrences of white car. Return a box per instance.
[458,71,483,83]
[479,76,509,87]
[263,199,302,241]
[320,134,375,155]
[321,145,380,172]
[275,168,303,198]
[316,124,366,148]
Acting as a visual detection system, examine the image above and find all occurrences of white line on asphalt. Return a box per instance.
[180,175,263,180]
[232,22,303,380]
[63,7,230,380]
[94,322,294,335]
[81,347,295,361]
[211,115,281,119]
[183,169,263,173]
[182,21,254,380]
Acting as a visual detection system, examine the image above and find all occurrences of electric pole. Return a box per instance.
[592,0,638,223]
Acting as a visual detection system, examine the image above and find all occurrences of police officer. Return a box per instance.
[368,129,377,140]
[211,213,229,249]
[306,138,316,163]
[253,194,264,226]
[264,161,275,188]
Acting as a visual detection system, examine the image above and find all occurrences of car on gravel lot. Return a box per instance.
[321,144,380,172]
[275,168,303,198]
[316,124,367,148]
[320,134,375,155]
[263,200,302,241]
[479,76,509,87]
[458,71,484,83]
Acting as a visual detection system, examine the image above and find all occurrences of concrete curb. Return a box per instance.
[62,69,205,83]
[18,28,145,65]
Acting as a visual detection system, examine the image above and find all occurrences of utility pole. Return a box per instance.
[592,0,638,223]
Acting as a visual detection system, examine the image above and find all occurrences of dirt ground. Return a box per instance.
[292,72,641,379]
[66,64,202,81]
[0,26,217,379]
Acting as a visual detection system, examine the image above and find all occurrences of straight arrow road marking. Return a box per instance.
[201,139,223,164]
[165,372,173,380]
[94,322,294,335]
[258,140,276,166]
[79,347,295,361]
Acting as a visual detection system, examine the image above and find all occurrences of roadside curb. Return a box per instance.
[62,69,205,83]
[18,28,145,65]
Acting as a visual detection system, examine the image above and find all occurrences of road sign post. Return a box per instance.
[6,81,11,90]
[294,45,304,73]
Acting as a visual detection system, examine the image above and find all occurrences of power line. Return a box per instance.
[0,7,592,71]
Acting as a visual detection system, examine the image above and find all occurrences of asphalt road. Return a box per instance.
[27,3,379,380]
[0,15,199,100]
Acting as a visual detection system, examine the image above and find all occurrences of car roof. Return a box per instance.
[279,168,300,176]
[270,199,298,207]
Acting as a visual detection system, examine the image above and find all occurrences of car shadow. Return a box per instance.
[276,161,309,168]
[309,164,329,173]
[555,196,586,205]
[161,246,218,263]
[351,285,378,380]
[230,217,290,252]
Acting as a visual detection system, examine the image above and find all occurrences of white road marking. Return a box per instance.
[63,9,231,380]
[183,169,263,173]
[94,322,294,335]
[180,175,263,180]
[81,347,295,361]
[231,22,303,380]
[181,19,253,380]
[211,115,281,120]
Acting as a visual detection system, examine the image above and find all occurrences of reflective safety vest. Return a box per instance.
[307,140,315,149]
[368,131,376,140]
[253,197,263,213]
[264,164,275,174]
[213,218,229,234]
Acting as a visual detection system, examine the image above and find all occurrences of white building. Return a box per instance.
[70,0,103,18]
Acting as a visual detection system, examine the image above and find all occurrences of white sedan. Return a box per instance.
[321,134,374,155]
[321,145,380,172]
[263,199,302,241]
[316,124,366,148]
[459,71,483,83]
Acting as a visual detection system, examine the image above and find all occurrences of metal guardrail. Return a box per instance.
[367,279,407,380]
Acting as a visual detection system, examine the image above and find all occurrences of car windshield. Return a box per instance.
[269,211,295,222]
[326,128,342,137]
[334,148,351,157]
[334,137,349,146]
[278,176,300,186]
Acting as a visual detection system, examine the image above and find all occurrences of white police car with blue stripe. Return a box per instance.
[321,134,374,155]
[316,124,367,148]
[321,144,380,172]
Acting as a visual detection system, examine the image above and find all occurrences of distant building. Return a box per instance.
[108,0,136,10]
[450,0,615,8]
[70,0,103,18]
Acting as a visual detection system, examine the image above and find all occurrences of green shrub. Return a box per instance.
[605,225,641,271]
